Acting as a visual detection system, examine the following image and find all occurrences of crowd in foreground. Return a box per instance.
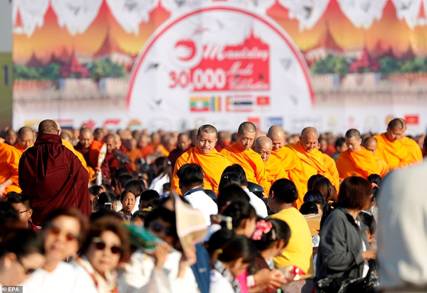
[0,118,426,293]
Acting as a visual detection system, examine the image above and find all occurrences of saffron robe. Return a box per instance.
[221,143,266,186]
[172,147,231,194]
[336,148,387,180]
[375,134,423,171]
[0,142,21,193]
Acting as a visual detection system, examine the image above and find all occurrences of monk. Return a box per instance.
[253,136,288,195]
[138,133,154,160]
[221,122,266,186]
[289,127,340,203]
[88,127,106,168]
[215,130,232,151]
[172,124,231,194]
[375,118,423,170]
[75,127,93,165]
[169,132,191,169]
[0,141,21,195]
[267,125,306,205]
[336,129,387,180]
[14,126,35,152]
[19,119,91,225]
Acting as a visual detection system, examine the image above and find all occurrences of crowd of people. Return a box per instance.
[0,117,426,293]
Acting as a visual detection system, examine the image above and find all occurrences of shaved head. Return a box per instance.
[345,128,362,151]
[267,125,286,151]
[253,136,273,161]
[197,124,218,154]
[386,118,405,142]
[197,124,217,138]
[237,122,256,150]
[300,127,318,152]
[38,119,60,135]
[16,126,35,149]
[237,121,257,135]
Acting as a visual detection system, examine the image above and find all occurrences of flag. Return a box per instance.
[226,96,254,112]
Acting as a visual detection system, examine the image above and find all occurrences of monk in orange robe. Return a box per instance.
[0,141,21,195]
[172,124,231,194]
[221,122,266,187]
[14,126,35,153]
[253,136,288,195]
[138,133,154,160]
[88,128,106,168]
[289,127,340,205]
[375,118,423,171]
[267,125,306,204]
[337,129,387,180]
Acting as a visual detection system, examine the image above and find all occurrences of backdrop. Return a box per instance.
[12,0,427,134]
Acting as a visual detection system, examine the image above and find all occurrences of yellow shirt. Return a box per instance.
[271,207,313,275]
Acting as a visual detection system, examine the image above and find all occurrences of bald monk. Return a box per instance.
[169,132,191,169]
[289,127,340,201]
[221,122,266,186]
[88,127,106,168]
[19,119,91,225]
[75,127,93,165]
[253,136,288,195]
[375,118,423,170]
[14,126,35,152]
[337,129,387,180]
[267,125,306,203]
[172,124,231,194]
[0,141,21,195]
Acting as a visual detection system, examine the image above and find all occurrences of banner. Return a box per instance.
[12,0,427,134]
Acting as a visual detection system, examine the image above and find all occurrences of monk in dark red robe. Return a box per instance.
[19,120,91,225]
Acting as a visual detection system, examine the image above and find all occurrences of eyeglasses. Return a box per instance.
[47,226,79,242]
[92,238,122,255]
[149,221,174,236]
[17,258,38,275]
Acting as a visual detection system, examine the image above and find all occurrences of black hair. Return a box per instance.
[206,229,256,264]
[88,185,104,197]
[139,190,161,211]
[124,179,146,197]
[120,190,136,202]
[221,199,256,229]
[303,190,326,207]
[270,179,298,204]
[143,207,178,243]
[307,174,326,192]
[335,136,346,149]
[0,229,44,259]
[6,192,30,208]
[131,211,145,222]
[177,163,204,188]
[359,211,376,235]
[311,176,336,202]
[219,164,248,190]
[367,174,382,198]
[153,156,172,178]
[299,201,319,215]
[252,219,291,252]
[217,184,250,212]
[97,191,116,211]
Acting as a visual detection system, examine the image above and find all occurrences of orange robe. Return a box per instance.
[264,147,303,197]
[221,143,266,186]
[88,140,104,168]
[336,148,387,180]
[62,139,94,180]
[140,145,154,159]
[375,134,423,171]
[0,142,22,194]
[172,147,231,194]
[290,143,340,206]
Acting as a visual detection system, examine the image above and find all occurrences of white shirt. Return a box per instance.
[210,270,234,293]
[149,173,170,195]
[184,188,218,225]
[22,262,97,293]
[378,161,427,289]
[243,187,268,218]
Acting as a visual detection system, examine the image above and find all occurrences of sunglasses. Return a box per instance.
[47,226,79,242]
[92,238,122,255]
[149,221,174,236]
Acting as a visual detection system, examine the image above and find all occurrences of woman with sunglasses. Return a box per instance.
[23,208,96,293]
[0,229,45,286]
[78,216,130,293]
